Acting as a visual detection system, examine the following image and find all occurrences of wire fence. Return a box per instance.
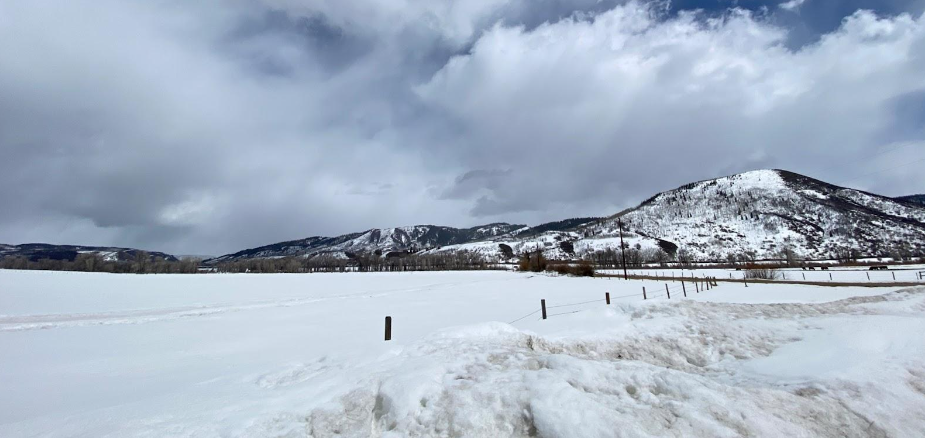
[546,309,586,318]
[507,310,540,325]
[506,277,721,324]
[384,268,915,341]
[547,299,601,309]
[595,267,925,284]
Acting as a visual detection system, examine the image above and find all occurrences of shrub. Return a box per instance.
[549,263,571,275]
[744,268,780,280]
[519,251,548,272]
[545,261,595,277]
[571,261,595,277]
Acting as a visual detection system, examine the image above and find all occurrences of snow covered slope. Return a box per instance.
[206,223,526,263]
[420,227,667,262]
[585,169,925,261]
[209,170,925,264]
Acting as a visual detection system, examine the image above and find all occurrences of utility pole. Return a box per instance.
[618,218,628,280]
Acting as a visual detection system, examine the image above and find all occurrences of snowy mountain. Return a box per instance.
[0,243,178,262]
[205,224,526,264]
[582,169,925,261]
[209,170,925,264]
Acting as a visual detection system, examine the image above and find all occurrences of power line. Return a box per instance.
[837,156,925,187]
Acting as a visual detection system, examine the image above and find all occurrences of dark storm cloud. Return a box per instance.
[882,90,925,143]
[1,0,924,256]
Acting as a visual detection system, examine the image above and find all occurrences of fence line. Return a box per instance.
[547,299,602,309]
[507,309,541,325]
[503,278,728,328]
[546,309,587,318]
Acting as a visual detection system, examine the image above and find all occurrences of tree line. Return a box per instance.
[0,251,201,274]
[212,250,501,273]
[3,244,921,275]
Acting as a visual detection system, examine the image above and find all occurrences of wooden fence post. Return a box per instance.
[830,272,833,281]
[682,281,687,297]
[665,283,671,299]
[802,272,806,281]
[385,316,392,341]
[606,292,611,305]
[541,299,547,320]
[695,281,699,293]
[892,271,896,281]
[643,287,647,300]
[867,272,870,281]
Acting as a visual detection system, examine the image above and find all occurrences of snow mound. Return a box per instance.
[247,290,925,438]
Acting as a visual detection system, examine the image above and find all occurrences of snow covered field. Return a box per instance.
[2,269,924,437]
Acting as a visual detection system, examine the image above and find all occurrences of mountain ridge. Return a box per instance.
[208,169,925,264]
[583,169,925,261]
[205,223,527,264]
[896,194,925,206]
[0,243,178,263]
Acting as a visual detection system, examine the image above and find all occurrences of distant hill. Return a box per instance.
[511,217,601,238]
[205,224,525,264]
[895,194,925,207]
[0,243,177,263]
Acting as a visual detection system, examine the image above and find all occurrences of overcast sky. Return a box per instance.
[2,0,924,256]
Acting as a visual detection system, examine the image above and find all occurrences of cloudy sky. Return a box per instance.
[2,0,924,256]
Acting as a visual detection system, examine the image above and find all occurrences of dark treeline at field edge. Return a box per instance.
[0,252,200,274]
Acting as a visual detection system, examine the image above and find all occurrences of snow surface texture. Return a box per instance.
[2,270,924,437]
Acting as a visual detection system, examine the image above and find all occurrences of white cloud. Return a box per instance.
[779,0,807,12]
[417,2,925,215]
